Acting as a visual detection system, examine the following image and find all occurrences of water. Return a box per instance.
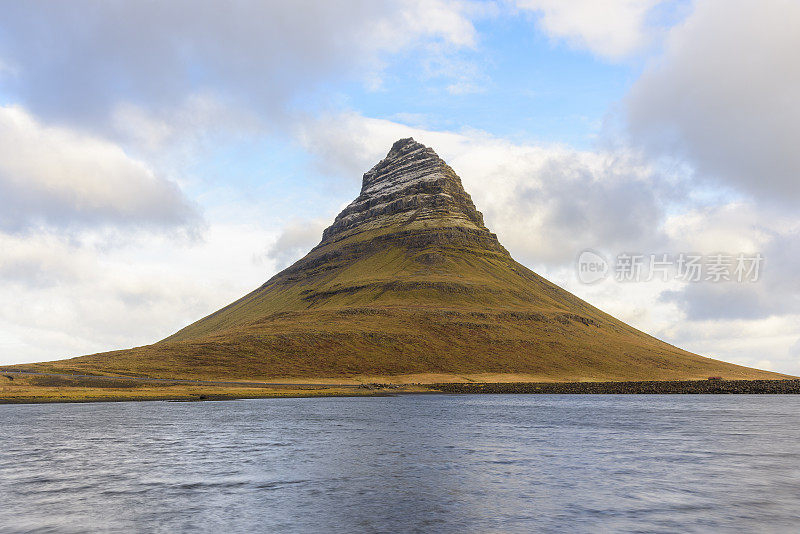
[2,395,800,533]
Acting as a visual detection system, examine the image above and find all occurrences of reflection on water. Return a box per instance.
[2,395,800,533]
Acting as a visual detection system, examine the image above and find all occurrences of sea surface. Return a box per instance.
[3,394,800,533]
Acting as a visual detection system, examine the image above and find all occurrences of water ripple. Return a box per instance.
[2,395,800,532]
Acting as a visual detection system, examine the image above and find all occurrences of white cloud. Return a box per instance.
[0,221,282,365]
[663,203,769,254]
[263,218,329,270]
[0,0,479,133]
[0,105,198,233]
[626,0,800,203]
[389,0,479,48]
[659,204,800,320]
[657,315,800,372]
[0,233,95,288]
[517,0,667,59]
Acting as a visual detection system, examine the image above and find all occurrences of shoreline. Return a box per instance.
[3,377,800,404]
[0,390,392,405]
[432,379,800,395]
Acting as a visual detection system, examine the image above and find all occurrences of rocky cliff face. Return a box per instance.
[318,138,507,255]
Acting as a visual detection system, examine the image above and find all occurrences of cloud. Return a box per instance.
[516,0,668,59]
[0,105,199,233]
[264,219,329,270]
[659,207,800,320]
[0,0,478,132]
[485,149,675,263]
[654,315,800,372]
[110,94,261,156]
[0,233,94,288]
[615,0,800,355]
[0,221,283,365]
[662,203,770,254]
[626,0,800,204]
[662,284,780,322]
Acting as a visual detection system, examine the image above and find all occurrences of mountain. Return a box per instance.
[29,138,782,381]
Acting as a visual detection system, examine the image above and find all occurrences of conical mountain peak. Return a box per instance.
[384,136,428,160]
[39,138,783,384]
[361,137,443,192]
[321,138,493,246]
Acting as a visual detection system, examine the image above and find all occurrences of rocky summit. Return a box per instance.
[28,139,784,382]
[321,137,503,253]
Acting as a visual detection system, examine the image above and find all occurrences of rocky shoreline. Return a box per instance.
[432,379,800,394]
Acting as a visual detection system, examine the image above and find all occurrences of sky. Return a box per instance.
[0,0,798,373]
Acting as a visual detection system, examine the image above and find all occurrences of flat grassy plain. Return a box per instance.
[0,373,410,404]
[3,373,799,404]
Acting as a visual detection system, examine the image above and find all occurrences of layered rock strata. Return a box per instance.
[320,137,506,253]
